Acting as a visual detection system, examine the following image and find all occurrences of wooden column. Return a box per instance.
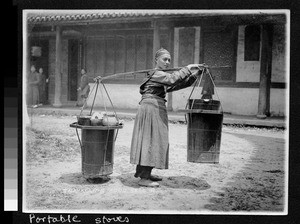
[152,20,161,66]
[153,20,174,110]
[266,25,273,116]
[257,24,272,118]
[167,27,174,111]
[53,26,63,107]
[24,24,33,126]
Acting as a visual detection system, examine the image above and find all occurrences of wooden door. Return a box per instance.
[174,27,200,67]
[68,39,79,101]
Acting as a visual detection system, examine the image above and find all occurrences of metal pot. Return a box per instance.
[90,118,103,126]
[77,116,92,126]
[102,115,118,126]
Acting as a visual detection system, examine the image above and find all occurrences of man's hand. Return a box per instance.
[94,76,103,82]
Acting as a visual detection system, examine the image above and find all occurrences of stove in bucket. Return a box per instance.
[70,79,123,179]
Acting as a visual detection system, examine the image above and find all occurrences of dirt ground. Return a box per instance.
[24,113,286,214]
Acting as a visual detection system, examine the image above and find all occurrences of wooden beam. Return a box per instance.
[53,26,63,107]
[194,27,201,63]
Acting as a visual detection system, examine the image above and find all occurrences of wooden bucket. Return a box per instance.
[186,99,223,163]
[70,123,123,178]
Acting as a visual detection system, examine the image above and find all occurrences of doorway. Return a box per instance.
[30,39,50,105]
[68,39,80,101]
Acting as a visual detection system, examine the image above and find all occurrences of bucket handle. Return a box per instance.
[205,68,224,113]
[184,66,224,124]
[186,67,224,112]
[184,67,205,123]
[185,67,205,111]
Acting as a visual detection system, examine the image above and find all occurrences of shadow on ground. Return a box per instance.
[204,133,285,212]
[59,172,111,185]
[117,172,211,190]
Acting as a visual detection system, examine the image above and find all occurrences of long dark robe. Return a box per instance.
[130,67,200,169]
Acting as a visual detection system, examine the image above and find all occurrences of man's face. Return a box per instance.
[31,66,36,73]
[156,54,171,69]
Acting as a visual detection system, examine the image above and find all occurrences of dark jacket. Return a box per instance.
[140,67,200,99]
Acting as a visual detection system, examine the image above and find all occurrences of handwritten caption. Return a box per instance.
[95,216,129,224]
[29,214,130,224]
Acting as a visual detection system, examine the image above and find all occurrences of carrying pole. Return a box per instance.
[97,66,231,82]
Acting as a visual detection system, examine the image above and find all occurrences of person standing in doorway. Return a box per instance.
[38,67,46,106]
[77,68,90,107]
[130,48,206,187]
[27,65,41,108]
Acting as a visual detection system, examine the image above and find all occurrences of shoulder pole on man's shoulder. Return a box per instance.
[94,65,230,82]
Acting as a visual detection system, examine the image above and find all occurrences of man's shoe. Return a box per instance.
[150,175,163,181]
[138,179,159,187]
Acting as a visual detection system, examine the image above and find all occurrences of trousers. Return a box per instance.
[134,165,153,179]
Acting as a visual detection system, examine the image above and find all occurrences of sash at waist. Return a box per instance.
[141,94,167,103]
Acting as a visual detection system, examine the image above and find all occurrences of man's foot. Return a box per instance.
[149,175,163,181]
[138,179,159,187]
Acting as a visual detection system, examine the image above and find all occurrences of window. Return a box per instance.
[244,25,261,61]
[85,30,169,83]
[202,26,237,82]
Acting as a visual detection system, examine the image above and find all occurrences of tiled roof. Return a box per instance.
[27,10,211,24]
[26,10,287,25]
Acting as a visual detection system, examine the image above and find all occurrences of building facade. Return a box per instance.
[26,10,288,116]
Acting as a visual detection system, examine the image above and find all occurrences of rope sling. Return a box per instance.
[184,66,223,123]
[73,65,224,173]
[75,78,120,172]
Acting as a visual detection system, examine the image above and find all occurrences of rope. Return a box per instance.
[89,81,99,116]
[184,68,205,123]
[99,83,107,112]
[184,73,200,123]
[186,67,223,112]
[75,126,82,149]
[101,82,120,142]
[101,82,119,123]
[94,82,121,173]
[76,79,98,150]
[188,67,205,110]
[97,82,109,168]
[103,124,111,171]
[78,80,98,118]
[205,68,224,113]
